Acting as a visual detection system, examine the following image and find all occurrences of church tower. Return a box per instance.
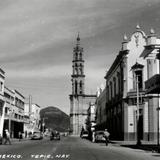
[69,34,96,135]
[71,34,85,96]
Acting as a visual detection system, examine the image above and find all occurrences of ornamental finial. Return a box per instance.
[123,33,128,41]
[136,24,140,30]
[77,32,80,42]
[150,28,155,34]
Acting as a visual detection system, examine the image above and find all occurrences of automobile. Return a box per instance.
[95,131,106,143]
[81,131,89,139]
[50,131,60,140]
[31,131,43,140]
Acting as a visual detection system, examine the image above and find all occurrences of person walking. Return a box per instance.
[4,129,11,145]
[92,131,95,143]
[18,132,23,141]
[104,129,110,146]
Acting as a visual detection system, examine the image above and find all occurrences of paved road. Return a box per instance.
[0,136,160,160]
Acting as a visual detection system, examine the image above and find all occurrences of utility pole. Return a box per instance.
[28,95,33,132]
[29,95,32,115]
[136,75,141,146]
[157,94,160,152]
[8,95,12,136]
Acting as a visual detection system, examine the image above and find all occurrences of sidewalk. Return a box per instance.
[111,140,160,153]
[10,137,30,142]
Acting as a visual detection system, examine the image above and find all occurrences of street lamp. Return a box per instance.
[136,75,141,146]
[131,62,144,145]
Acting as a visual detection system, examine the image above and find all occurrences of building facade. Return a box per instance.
[95,87,106,131]
[140,28,160,141]
[24,103,41,134]
[69,35,96,135]
[0,69,5,136]
[86,102,96,139]
[3,89,25,138]
[104,25,150,141]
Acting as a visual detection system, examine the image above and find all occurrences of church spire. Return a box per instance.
[76,32,80,46]
[71,33,85,95]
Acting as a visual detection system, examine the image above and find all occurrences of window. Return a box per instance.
[131,62,144,91]
[75,80,78,94]
[117,72,120,94]
[113,77,116,97]
[135,70,143,90]
[79,52,82,60]
[110,82,112,99]
[79,64,83,75]
[75,52,78,60]
[79,81,82,94]
[107,85,109,101]
[0,82,3,91]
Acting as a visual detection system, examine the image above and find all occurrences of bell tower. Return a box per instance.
[69,34,96,135]
[71,34,85,95]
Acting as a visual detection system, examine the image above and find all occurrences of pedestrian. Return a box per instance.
[3,129,11,145]
[92,131,95,143]
[104,129,110,146]
[19,132,22,141]
[25,131,27,138]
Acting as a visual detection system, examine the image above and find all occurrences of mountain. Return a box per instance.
[40,106,70,132]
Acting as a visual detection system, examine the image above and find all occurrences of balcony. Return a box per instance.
[145,74,160,94]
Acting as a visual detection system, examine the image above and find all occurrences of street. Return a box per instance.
[0,136,160,160]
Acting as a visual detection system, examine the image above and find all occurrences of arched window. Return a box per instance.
[75,52,78,60]
[79,81,83,94]
[80,63,84,75]
[75,80,78,94]
[110,81,112,99]
[75,63,78,74]
[79,52,82,60]
[113,77,116,97]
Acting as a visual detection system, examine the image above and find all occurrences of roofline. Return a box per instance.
[0,68,5,75]
[14,90,25,99]
[4,86,15,94]
[105,50,129,79]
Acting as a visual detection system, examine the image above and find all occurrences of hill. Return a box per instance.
[40,106,70,132]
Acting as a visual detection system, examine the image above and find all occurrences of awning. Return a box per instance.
[145,74,160,94]
[140,48,154,58]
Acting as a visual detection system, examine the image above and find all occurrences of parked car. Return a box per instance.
[31,131,43,140]
[81,131,89,139]
[95,131,106,143]
[50,131,60,140]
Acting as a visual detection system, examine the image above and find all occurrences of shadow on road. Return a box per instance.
[152,154,160,157]
[121,144,160,153]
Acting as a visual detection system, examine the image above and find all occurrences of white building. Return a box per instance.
[102,25,157,141]
[0,68,5,136]
[24,103,41,134]
[3,88,25,138]
[140,28,160,141]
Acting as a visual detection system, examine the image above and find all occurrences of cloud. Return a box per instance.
[6,64,71,79]
[1,0,160,114]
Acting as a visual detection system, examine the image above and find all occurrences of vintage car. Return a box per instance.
[95,131,106,143]
[50,131,60,140]
[81,131,89,139]
[31,131,43,140]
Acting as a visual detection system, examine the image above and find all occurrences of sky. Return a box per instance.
[0,0,160,114]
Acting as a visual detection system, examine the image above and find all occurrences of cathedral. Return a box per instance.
[69,34,96,135]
